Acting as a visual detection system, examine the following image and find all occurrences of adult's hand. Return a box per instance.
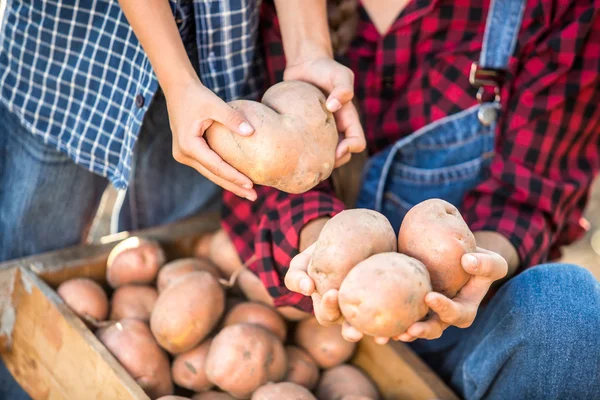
[284,58,366,168]
[164,81,257,201]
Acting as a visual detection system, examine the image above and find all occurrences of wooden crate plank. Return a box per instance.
[352,338,460,400]
[0,267,149,400]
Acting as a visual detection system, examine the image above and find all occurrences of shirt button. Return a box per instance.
[135,94,145,108]
[382,76,394,89]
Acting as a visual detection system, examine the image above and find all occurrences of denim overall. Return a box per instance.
[356,0,526,233]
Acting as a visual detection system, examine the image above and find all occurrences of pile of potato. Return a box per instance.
[57,237,380,399]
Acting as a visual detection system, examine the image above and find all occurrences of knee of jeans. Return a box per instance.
[504,263,600,342]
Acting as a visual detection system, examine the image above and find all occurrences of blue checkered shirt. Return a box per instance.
[0,0,264,189]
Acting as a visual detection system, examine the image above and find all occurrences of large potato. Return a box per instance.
[339,253,431,337]
[308,209,397,295]
[172,339,213,392]
[106,237,165,288]
[316,365,380,400]
[97,319,173,398]
[205,324,287,399]
[151,271,225,354]
[398,198,476,298]
[157,258,220,293]
[192,392,235,400]
[205,80,338,194]
[284,346,320,390]
[57,278,108,322]
[294,318,356,369]
[223,302,287,342]
[251,382,316,400]
[110,285,158,322]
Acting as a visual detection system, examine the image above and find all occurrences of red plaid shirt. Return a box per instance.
[222,0,600,311]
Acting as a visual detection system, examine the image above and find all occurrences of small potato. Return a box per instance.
[316,365,379,400]
[106,237,165,288]
[223,302,287,342]
[151,271,225,354]
[309,209,397,295]
[339,253,431,337]
[57,278,108,322]
[398,198,476,298]
[251,382,317,400]
[192,392,235,400]
[157,258,220,293]
[284,346,320,390]
[110,285,158,322]
[172,339,213,392]
[97,319,172,398]
[294,318,356,369]
[205,323,287,399]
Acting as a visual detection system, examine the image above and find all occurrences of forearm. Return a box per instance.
[273,0,333,63]
[474,231,519,281]
[118,0,198,96]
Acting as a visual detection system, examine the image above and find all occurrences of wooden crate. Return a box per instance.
[0,214,459,400]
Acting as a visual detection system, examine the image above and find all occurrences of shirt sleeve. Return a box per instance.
[222,182,345,311]
[462,1,600,269]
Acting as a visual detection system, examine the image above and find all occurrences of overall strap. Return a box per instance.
[469,0,527,101]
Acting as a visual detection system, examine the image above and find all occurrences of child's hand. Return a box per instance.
[164,81,258,201]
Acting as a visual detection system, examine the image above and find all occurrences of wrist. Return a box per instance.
[285,43,333,67]
[161,68,202,100]
[299,217,330,252]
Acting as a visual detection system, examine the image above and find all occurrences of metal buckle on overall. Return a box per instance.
[469,62,504,103]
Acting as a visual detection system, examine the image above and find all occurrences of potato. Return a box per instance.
[57,278,108,322]
[192,392,235,400]
[151,271,225,354]
[172,339,213,392]
[251,382,317,400]
[110,285,158,322]
[205,323,287,399]
[97,319,172,398]
[339,253,431,337]
[316,365,380,400]
[157,258,220,293]
[284,346,320,390]
[205,80,338,194]
[223,302,287,342]
[157,397,191,400]
[398,198,476,298]
[106,237,165,288]
[294,318,356,369]
[308,209,397,295]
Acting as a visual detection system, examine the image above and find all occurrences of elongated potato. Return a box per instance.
[308,209,397,295]
[316,365,380,400]
[151,271,225,354]
[110,285,158,322]
[294,318,356,369]
[284,346,320,390]
[398,198,476,298]
[223,302,287,342]
[339,253,431,337]
[97,319,173,398]
[57,278,108,322]
[205,324,287,399]
[106,237,165,288]
[252,382,317,400]
[205,81,338,194]
[157,258,220,293]
[192,392,235,400]
[172,339,213,392]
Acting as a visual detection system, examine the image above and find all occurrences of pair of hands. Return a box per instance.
[285,243,508,344]
[165,57,366,201]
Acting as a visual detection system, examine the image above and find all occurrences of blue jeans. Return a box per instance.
[0,91,220,399]
[410,263,600,399]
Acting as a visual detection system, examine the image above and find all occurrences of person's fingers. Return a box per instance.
[462,252,508,281]
[374,337,389,345]
[425,292,476,329]
[396,333,417,342]
[179,133,254,191]
[326,66,355,111]
[341,321,364,342]
[285,244,316,296]
[319,289,343,322]
[333,151,352,169]
[334,103,366,159]
[405,316,448,340]
[211,99,254,136]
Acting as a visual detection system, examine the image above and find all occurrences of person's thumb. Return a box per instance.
[213,101,254,136]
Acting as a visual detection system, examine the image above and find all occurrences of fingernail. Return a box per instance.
[242,182,253,190]
[245,194,256,202]
[326,98,341,112]
[300,279,311,295]
[239,122,253,135]
[464,254,478,270]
